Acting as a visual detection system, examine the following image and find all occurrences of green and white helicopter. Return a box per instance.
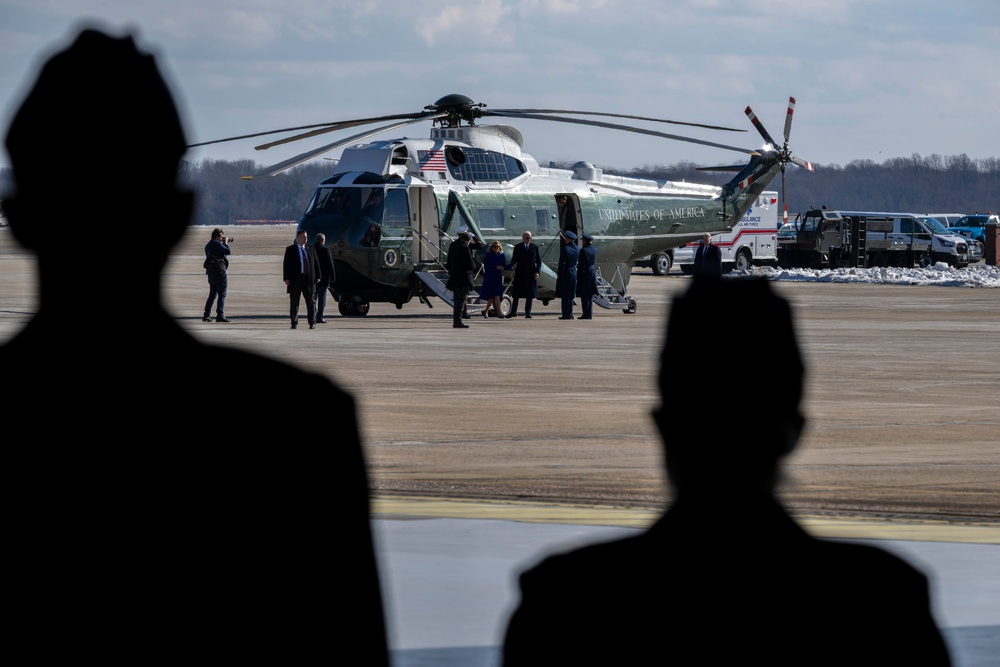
[193,94,813,316]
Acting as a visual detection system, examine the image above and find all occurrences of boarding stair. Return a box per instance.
[593,266,637,314]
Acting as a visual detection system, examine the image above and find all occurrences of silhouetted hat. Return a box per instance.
[563,230,578,241]
[582,233,594,241]
[5,28,187,196]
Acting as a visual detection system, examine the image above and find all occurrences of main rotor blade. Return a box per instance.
[248,114,446,178]
[695,164,746,172]
[486,111,759,157]
[254,112,439,150]
[783,97,796,144]
[744,105,778,148]
[491,108,746,133]
[188,112,432,150]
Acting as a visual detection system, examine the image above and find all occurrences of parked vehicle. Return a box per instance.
[949,214,997,250]
[838,212,971,268]
[777,209,931,269]
[676,191,779,274]
[925,213,965,228]
[632,249,674,275]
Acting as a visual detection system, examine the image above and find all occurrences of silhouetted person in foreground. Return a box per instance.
[503,278,950,666]
[2,28,388,664]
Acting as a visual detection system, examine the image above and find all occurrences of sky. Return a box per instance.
[1,0,998,176]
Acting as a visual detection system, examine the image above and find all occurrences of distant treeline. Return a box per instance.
[1,153,996,226]
[617,154,999,217]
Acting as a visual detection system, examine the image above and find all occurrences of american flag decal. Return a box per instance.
[418,150,446,171]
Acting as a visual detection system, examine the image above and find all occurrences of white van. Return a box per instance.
[837,211,971,267]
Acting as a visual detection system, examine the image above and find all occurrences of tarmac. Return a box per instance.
[1,223,997,665]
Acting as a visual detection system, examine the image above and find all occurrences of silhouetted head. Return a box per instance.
[4,28,191,258]
[655,278,805,495]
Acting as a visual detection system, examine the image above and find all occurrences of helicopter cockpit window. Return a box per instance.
[383,189,410,228]
[447,147,527,182]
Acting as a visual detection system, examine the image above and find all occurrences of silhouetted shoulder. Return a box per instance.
[504,521,950,666]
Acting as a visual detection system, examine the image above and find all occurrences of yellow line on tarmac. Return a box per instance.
[372,495,1000,544]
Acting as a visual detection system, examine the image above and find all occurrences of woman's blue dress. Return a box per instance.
[479,251,507,299]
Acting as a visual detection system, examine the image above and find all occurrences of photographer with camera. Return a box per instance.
[203,228,231,322]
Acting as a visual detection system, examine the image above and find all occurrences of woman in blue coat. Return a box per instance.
[479,240,508,318]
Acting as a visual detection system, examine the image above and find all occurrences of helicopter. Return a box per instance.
[192,94,814,316]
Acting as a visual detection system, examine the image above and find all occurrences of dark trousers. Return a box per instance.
[289,275,315,325]
[511,296,533,316]
[204,272,227,318]
[316,280,330,319]
[580,295,593,319]
[561,297,574,318]
[453,286,470,325]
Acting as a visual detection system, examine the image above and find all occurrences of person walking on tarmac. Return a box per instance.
[576,233,598,320]
[509,231,541,318]
[446,232,475,328]
[556,229,579,320]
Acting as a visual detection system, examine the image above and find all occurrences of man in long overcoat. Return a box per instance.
[509,230,541,318]
[555,230,579,320]
[576,233,598,319]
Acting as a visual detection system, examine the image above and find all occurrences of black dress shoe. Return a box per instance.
[309,323,316,329]
[316,318,327,323]
[202,316,212,322]
[217,316,231,323]
[453,323,469,328]
[291,322,297,329]
[524,314,532,319]
[559,316,574,320]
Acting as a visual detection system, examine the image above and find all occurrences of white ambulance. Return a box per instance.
[676,191,780,273]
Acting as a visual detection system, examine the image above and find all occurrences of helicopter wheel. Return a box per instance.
[338,301,354,316]
[541,299,550,306]
[624,297,637,314]
[499,295,513,319]
[355,302,370,316]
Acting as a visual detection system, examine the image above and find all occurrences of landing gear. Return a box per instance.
[339,301,371,316]
[624,297,637,314]
[499,294,513,318]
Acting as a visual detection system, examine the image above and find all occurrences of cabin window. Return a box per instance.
[383,189,410,228]
[536,209,550,235]
[477,208,505,230]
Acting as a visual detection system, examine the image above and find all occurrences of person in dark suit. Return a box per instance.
[555,229,579,320]
[203,227,231,322]
[1,28,388,665]
[446,232,475,328]
[503,278,951,667]
[576,233,598,320]
[693,231,723,277]
[283,230,321,329]
[313,232,336,323]
[509,231,541,318]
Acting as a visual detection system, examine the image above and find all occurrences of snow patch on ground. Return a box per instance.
[731,263,1000,288]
